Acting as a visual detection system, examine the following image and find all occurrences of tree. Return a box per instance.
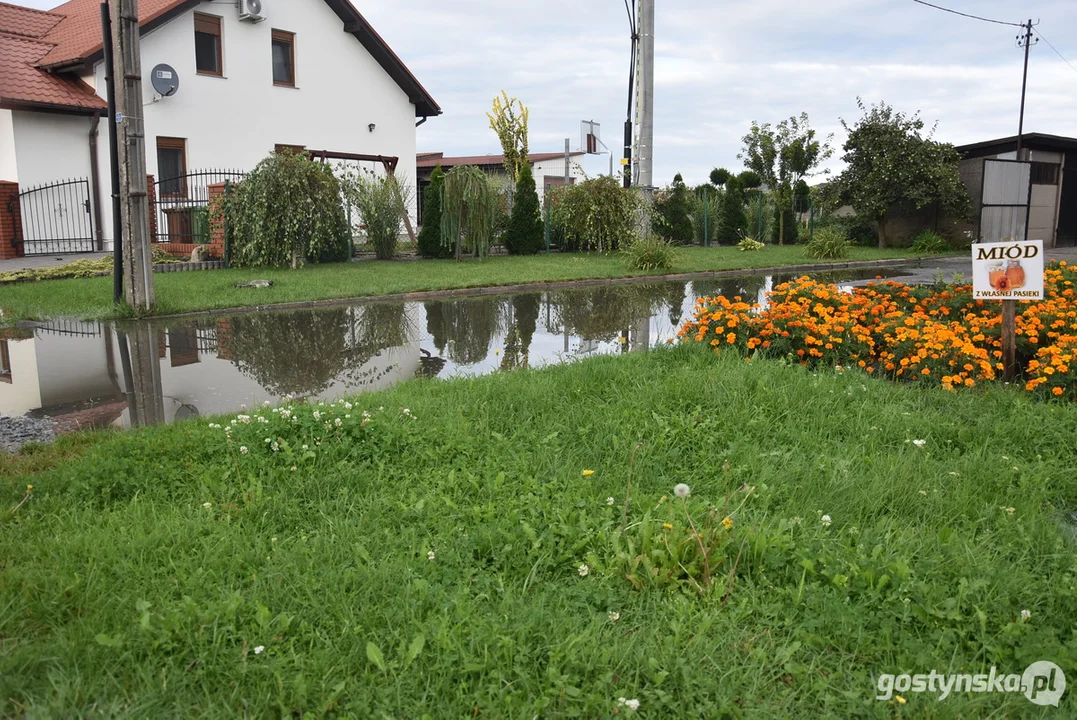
[652,173,694,245]
[834,100,970,248]
[487,91,530,181]
[737,170,762,191]
[740,113,831,245]
[709,167,731,188]
[417,166,452,258]
[505,163,544,254]
[716,176,747,245]
[441,165,499,260]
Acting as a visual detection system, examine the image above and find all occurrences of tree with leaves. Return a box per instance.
[709,167,731,188]
[418,166,452,258]
[487,91,530,181]
[740,113,831,245]
[441,166,499,260]
[833,100,970,248]
[505,163,544,255]
[652,173,694,245]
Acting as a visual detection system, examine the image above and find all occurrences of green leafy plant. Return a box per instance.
[716,177,747,245]
[805,226,851,259]
[0,248,181,284]
[910,229,950,255]
[505,163,544,255]
[622,235,676,271]
[417,166,452,259]
[441,166,499,260]
[737,237,764,252]
[554,176,642,253]
[651,174,694,245]
[341,169,410,261]
[688,185,721,245]
[225,151,349,268]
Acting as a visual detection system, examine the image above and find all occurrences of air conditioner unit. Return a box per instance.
[238,0,266,23]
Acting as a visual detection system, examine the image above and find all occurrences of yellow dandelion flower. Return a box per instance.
[581,469,595,477]
[721,516,734,530]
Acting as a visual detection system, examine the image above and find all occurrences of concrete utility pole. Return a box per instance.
[564,138,571,188]
[111,0,154,310]
[635,0,654,191]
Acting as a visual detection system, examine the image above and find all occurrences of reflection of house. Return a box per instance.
[415,151,585,224]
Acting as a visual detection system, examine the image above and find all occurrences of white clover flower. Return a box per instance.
[913,439,926,447]
[240,446,249,455]
[240,404,247,410]
[608,611,620,622]
[280,409,292,419]
[313,411,321,420]
[237,415,251,424]
[1021,609,1031,621]
[202,502,212,509]
[617,698,640,711]
[258,416,268,424]
[578,563,589,577]
[263,401,271,408]
[335,418,343,427]
[919,490,928,496]
[378,406,385,411]
[301,444,308,451]
[290,466,297,472]
[344,402,353,410]
[254,645,265,655]
[821,514,832,527]
[427,550,436,561]
[607,497,616,506]
[673,483,691,498]
[402,408,411,415]
[271,537,277,543]
[265,438,272,443]
[271,443,279,452]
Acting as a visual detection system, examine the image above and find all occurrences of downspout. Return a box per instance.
[88,112,105,251]
[415,116,427,128]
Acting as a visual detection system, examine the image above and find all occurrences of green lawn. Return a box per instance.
[0,246,931,323]
[2,347,1075,716]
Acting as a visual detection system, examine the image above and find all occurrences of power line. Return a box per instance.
[1035,29,1077,76]
[909,0,1023,28]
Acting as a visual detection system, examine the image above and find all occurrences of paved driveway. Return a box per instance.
[0,253,109,273]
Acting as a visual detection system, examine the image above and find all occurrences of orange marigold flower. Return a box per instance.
[1053,386,1064,396]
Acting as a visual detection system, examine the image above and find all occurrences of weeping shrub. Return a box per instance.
[341,169,410,260]
[555,176,642,252]
[418,166,452,259]
[441,165,498,260]
[226,151,349,268]
[505,163,544,255]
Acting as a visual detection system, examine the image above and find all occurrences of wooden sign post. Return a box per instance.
[972,239,1044,382]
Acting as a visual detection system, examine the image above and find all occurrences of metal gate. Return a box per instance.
[153,169,245,245]
[18,178,97,255]
[979,159,1031,243]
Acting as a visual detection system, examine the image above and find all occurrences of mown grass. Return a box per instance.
[0,245,929,324]
[2,347,1075,717]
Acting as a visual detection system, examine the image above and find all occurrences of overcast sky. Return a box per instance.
[16,0,1077,185]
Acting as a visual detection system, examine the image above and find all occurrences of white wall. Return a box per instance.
[533,157,585,195]
[0,339,42,417]
[92,0,419,246]
[0,109,18,182]
[11,111,93,190]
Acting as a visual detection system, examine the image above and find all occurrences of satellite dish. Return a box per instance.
[150,64,179,97]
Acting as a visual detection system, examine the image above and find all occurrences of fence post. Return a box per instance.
[347,201,354,260]
[809,198,815,243]
[544,184,551,254]
[223,180,231,268]
[0,182,24,260]
[702,186,709,248]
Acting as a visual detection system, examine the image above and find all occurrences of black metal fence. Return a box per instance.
[153,169,245,245]
[18,178,97,255]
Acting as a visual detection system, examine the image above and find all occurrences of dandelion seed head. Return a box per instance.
[673,483,691,498]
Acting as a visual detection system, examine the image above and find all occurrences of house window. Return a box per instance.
[274,144,306,155]
[1031,162,1060,186]
[272,30,295,87]
[194,13,222,76]
[157,137,188,197]
[0,340,11,383]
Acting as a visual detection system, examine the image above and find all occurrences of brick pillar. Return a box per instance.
[146,174,158,242]
[0,181,25,260]
[208,182,226,259]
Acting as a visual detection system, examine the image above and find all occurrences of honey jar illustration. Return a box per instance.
[988,262,1007,290]
[1005,260,1026,289]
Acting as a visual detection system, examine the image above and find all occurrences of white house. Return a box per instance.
[0,0,439,255]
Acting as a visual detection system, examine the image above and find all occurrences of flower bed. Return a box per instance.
[679,261,1077,399]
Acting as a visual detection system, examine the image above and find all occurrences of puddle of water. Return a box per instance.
[0,268,911,430]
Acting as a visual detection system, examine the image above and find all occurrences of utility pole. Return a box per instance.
[100,3,122,304]
[622,1,637,189]
[111,0,154,310]
[564,138,571,188]
[635,0,654,191]
[1001,18,1036,381]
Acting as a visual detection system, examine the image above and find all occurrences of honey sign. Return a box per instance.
[972,239,1044,301]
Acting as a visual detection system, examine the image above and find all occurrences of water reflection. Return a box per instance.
[0,268,911,430]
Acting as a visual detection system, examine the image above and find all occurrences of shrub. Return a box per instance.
[805,226,851,259]
[417,166,452,259]
[441,166,499,259]
[911,229,949,255]
[556,176,642,253]
[743,192,775,244]
[505,163,544,255]
[226,151,349,268]
[651,173,694,245]
[838,214,879,247]
[622,235,676,271]
[688,185,721,245]
[737,237,764,252]
[716,178,747,245]
[341,170,410,261]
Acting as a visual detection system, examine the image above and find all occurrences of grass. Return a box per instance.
[0,245,931,324]
[1,346,1075,716]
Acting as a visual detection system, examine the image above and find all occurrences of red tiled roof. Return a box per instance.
[37,0,187,69]
[0,2,62,39]
[417,151,586,169]
[0,30,104,112]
